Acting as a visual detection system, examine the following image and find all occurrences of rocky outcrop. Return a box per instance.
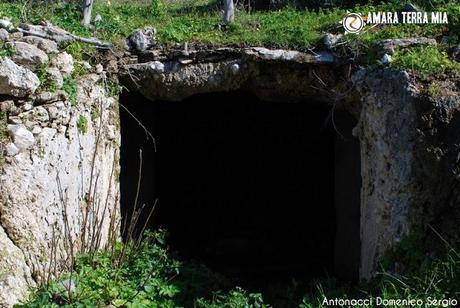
[0,22,120,307]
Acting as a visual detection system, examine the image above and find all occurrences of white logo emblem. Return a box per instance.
[342,13,365,34]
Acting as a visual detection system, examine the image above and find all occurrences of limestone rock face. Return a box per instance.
[9,41,49,67]
[0,225,36,307]
[46,67,64,88]
[0,74,121,307]
[0,18,13,31]
[7,124,35,152]
[353,69,460,279]
[0,18,121,307]
[0,57,39,97]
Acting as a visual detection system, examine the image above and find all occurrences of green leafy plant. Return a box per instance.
[20,231,179,307]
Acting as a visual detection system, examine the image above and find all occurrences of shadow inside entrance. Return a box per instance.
[120,91,361,302]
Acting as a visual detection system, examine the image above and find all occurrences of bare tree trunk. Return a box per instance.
[223,0,235,24]
[82,0,94,27]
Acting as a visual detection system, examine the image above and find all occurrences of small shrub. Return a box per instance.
[20,231,181,307]
[65,42,97,63]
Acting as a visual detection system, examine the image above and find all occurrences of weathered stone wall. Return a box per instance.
[354,69,460,279]
[0,20,120,306]
[353,69,419,279]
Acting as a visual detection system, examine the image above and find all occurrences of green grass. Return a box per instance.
[0,0,458,55]
[391,45,460,76]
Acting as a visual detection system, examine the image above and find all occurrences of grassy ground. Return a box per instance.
[0,0,457,50]
[0,0,458,76]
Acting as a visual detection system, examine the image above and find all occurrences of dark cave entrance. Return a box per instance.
[120,91,361,293]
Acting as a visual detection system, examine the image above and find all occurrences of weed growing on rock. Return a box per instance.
[90,105,100,121]
[100,75,122,97]
[0,111,7,142]
[63,78,78,106]
[0,41,15,57]
[72,62,90,78]
[428,82,442,97]
[77,115,88,134]
[35,63,58,93]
